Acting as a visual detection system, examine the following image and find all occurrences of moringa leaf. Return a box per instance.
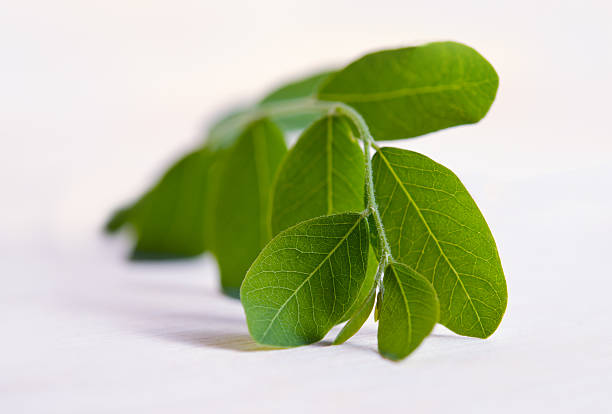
[372,147,507,338]
[333,285,376,345]
[211,118,287,297]
[378,262,439,361]
[105,148,214,259]
[318,41,498,140]
[339,246,377,323]
[241,212,370,347]
[269,114,365,236]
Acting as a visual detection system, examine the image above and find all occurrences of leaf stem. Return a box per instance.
[207,98,334,149]
[334,104,393,265]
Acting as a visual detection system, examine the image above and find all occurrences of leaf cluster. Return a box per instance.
[107,41,507,360]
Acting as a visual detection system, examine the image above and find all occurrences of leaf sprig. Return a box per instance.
[106,41,507,361]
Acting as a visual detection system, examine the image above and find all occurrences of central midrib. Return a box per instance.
[260,215,364,341]
[319,78,495,103]
[377,149,486,336]
[326,116,333,215]
[390,264,412,347]
[253,124,270,246]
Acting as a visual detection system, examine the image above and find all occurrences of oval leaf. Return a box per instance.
[105,148,214,259]
[211,118,287,297]
[333,285,376,345]
[318,41,499,140]
[241,212,370,347]
[372,147,507,338]
[269,114,365,235]
[378,262,439,361]
[339,246,377,323]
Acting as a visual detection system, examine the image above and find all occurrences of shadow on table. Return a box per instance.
[157,328,280,352]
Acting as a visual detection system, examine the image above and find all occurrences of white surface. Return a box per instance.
[1,1,611,413]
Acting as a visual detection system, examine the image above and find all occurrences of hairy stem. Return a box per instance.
[334,104,393,263]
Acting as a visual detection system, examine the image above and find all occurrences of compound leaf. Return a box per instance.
[378,262,439,361]
[211,118,287,297]
[241,212,370,347]
[372,147,507,338]
[318,41,498,140]
[269,114,364,235]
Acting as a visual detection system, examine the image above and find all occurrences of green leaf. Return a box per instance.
[269,114,365,236]
[241,212,370,347]
[104,206,131,234]
[378,262,439,361]
[339,246,377,323]
[318,41,498,140]
[105,148,214,259]
[372,147,507,338]
[211,118,287,297]
[260,70,334,132]
[333,285,376,345]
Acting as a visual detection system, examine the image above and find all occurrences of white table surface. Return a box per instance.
[2,1,611,412]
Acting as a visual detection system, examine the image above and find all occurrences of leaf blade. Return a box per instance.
[378,262,439,361]
[269,114,365,235]
[372,147,507,338]
[333,285,376,345]
[105,148,214,259]
[318,41,498,140]
[241,212,370,347]
[211,118,287,296]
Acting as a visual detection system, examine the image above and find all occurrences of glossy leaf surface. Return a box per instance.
[318,41,498,140]
[241,213,369,347]
[269,114,364,235]
[372,147,507,338]
[378,262,439,361]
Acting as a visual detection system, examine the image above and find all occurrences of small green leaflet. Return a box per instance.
[339,247,377,323]
[211,119,287,297]
[378,262,439,361]
[269,114,365,235]
[372,147,507,338]
[260,70,335,132]
[318,41,498,140]
[241,212,370,347]
[333,285,376,345]
[104,148,214,259]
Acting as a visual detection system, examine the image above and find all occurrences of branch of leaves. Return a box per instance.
[106,41,507,360]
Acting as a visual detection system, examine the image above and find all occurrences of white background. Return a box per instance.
[1,1,611,412]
